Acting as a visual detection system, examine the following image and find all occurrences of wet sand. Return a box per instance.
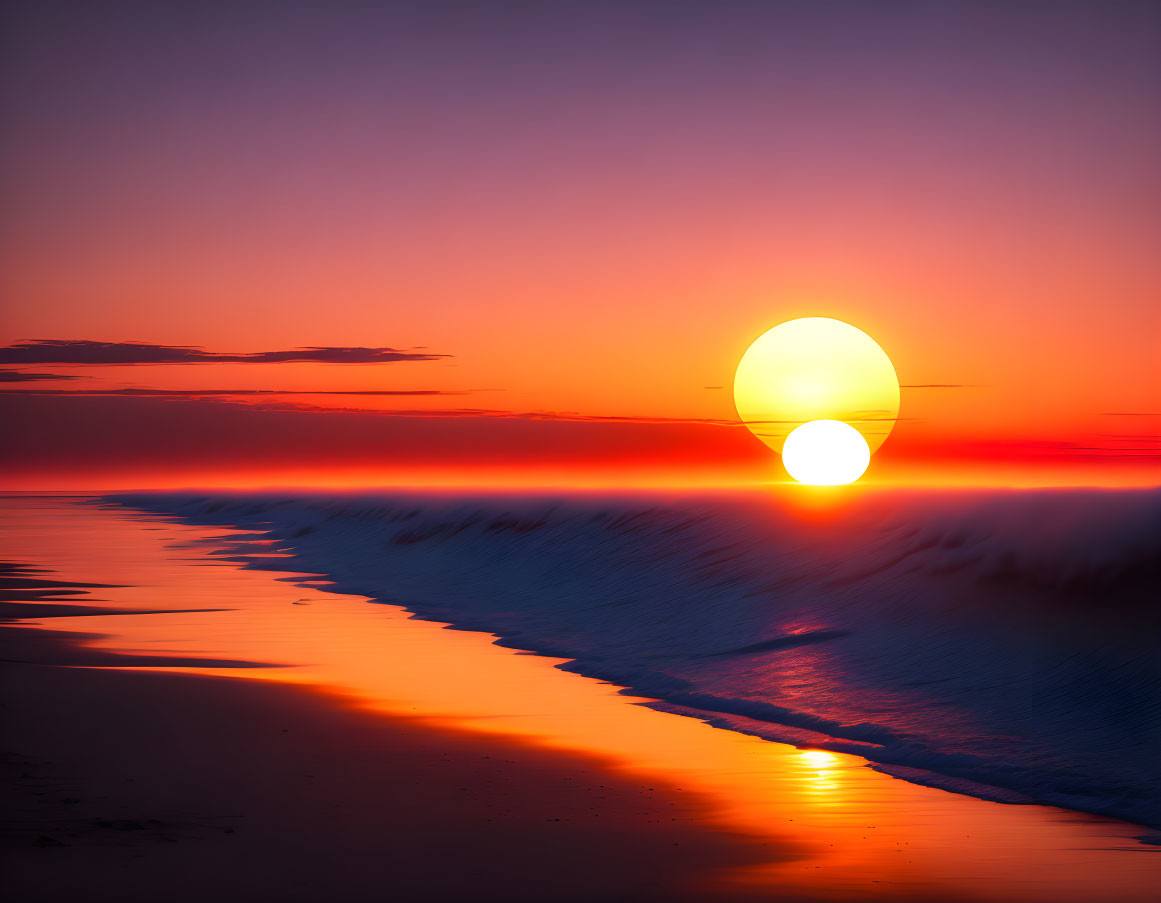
[2,495,1159,902]
[1,645,779,903]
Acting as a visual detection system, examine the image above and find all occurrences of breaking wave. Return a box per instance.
[110,487,1161,828]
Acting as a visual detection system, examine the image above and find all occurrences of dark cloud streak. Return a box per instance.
[0,371,86,382]
[211,401,907,427]
[0,340,447,365]
[0,388,466,397]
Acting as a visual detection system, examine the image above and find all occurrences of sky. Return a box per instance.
[1,0,1158,488]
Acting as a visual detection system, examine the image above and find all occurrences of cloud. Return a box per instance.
[0,339,447,365]
[169,399,753,424]
[0,371,86,382]
[0,383,915,428]
[890,434,1161,461]
[191,398,908,427]
[0,388,758,426]
[0,388,467,397]
[192,401,768,425]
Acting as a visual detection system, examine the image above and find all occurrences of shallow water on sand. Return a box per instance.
[3,494,1159,902]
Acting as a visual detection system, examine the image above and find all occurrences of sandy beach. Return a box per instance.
[2,641,777,902]
[0,501,778,903]
[3,495,1159,903]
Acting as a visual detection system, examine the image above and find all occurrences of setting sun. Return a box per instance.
[782,419,871,485]
[734,317,898,484]
[733,317,900,456]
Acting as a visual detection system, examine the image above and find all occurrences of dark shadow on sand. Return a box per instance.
[0,577,813,903]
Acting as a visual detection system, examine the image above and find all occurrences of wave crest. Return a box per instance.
[111,488,1161,829]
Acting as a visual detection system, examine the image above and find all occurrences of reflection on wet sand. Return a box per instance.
[798,750,841,796]
[3,495,1158,902]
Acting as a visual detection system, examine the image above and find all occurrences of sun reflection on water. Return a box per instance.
[798,749,841,795]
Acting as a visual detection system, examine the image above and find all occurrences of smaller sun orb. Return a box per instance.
[781,420,870,486]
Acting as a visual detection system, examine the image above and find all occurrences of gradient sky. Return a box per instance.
[2,0,1158,488]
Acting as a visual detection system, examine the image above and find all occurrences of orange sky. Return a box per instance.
[1,1,1158,489]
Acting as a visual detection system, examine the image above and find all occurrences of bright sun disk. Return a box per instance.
[781,420,870,485]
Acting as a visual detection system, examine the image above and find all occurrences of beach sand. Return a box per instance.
[1,630,781,903]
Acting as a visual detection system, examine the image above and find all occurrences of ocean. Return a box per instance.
[111,486,1161,831]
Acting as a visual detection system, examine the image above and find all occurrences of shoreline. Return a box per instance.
[108,487,1161,832]
[3,495,1159,902]
[1,638,781,903]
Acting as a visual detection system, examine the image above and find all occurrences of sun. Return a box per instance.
[733,317,898,484]
[782,420,870,485]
